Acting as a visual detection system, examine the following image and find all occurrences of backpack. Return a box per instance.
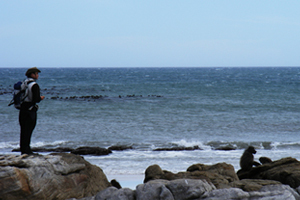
[8,79,35,109]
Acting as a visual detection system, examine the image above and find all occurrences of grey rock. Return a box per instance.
[95,187,119,200]
[296,185,300,195]
[135,179,216,200]
[95,187,135,200]
[254,184,300,200]
[201,188,250,200]
[136,180,174,200]
[201,184,300,200]
[67,197,95,200]
[166,179,216,200]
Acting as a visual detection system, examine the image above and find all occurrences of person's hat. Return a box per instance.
[25,67,41,76]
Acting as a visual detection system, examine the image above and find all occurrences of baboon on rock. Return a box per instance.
[240,146,261,171]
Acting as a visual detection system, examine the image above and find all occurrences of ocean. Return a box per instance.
[1,67,300,187]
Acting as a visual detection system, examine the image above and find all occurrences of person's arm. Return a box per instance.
[31,84,44,103]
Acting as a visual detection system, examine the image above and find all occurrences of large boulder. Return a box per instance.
[136,179,216,200]
[136,179,173,200]
[237,157,300,188]
[144,162,238,189]
[0,153,111,200]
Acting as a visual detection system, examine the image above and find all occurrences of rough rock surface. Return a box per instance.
[96,187,136,200]
[0,153,111,200]
[237,157,300,188]
[229,179,282,191]
[201,184,300,200]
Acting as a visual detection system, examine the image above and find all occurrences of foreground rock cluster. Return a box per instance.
[2,153,300,199]
[67,157,300,200]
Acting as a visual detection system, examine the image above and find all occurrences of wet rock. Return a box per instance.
[13,146,112,156]
[108,145,133,151]
[153,145,202,151]
[214,146,236,151]
[71,146,112,156]
[12,147,72,153]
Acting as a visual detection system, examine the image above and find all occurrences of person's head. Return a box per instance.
[25,67,41,79]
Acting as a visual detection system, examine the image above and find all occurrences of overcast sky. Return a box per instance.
[1,1,299,68]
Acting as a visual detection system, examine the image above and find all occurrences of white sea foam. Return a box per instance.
[0,141,19,149]
[31,140,68,148]
[171,139,211,150]
[270,141,300,150]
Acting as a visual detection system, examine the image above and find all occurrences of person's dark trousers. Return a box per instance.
[19,109,37,155]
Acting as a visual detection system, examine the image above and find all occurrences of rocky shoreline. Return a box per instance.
[1,152,300,200]
[11,145,236,155]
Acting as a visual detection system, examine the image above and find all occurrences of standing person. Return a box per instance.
[19,67,45,155]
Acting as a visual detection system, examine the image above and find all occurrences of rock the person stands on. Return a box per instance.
[0,153,110,200]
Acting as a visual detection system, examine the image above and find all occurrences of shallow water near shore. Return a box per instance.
[1,67,300,188]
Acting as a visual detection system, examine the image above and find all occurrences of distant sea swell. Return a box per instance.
[1,67,300,174]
